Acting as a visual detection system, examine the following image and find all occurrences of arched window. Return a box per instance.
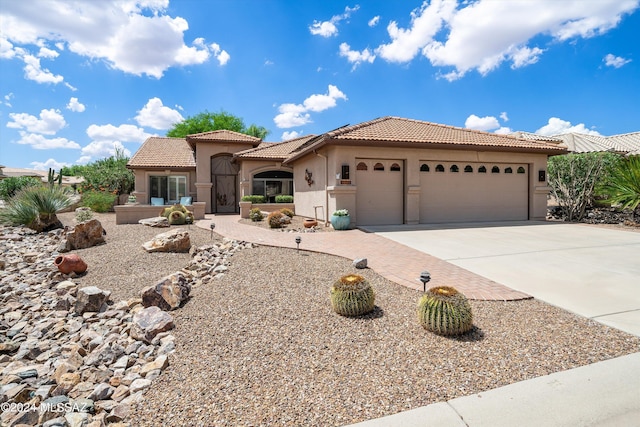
[505,167,513,174]
[420,164,430,172]
[464,165,473,173]
[435,164,445,172]
[450,164,459,173]
[374,162,384,171]
[491,166,500,173]
[356,162,367,171]
[478,166,487,173]
[390,163,401,171]
[517,166,526,174]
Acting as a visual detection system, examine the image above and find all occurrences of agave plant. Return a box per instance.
[417,286,473,336]
[330,274,375,317]
[599,155,640,221]
[0,185,72,232]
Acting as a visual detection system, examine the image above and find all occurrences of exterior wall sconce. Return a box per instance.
[538,170,546,182]
[305,169,314,186]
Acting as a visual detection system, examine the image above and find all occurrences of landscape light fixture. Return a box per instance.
[295,236,301,252]
[210,222,215,238]
[419,270,431,292]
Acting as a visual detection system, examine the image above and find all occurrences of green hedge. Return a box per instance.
[241,195,265,203]
[275,195,293,203]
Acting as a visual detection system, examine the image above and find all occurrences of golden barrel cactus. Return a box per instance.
[417,286,473,336]
[330,274,375,317]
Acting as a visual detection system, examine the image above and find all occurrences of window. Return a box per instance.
[420,164,430,172]
[435,164,445,172]
[505,167,513,174]
[390,163,401,171]
[252,170,293,202]
[374,162,384,171]
[357,162,367,171]
[517,166,526,174]
[150,175,187,204]
[478,166,487,173]
[450,164,459,173]
[492,166,500,173]
[464,165,473,173]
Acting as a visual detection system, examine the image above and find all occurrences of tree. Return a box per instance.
[166,110,269,139]
[599,155,640,220]
[78,149,134,196]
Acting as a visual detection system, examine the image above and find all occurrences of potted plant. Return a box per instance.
[330,208,350,230]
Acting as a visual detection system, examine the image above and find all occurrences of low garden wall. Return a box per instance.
[115,202,206,224]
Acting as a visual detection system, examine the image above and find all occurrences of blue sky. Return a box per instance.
[1,0,639,170]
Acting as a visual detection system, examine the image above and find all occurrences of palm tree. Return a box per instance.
[600,155,640,221]
[0,185,72,232]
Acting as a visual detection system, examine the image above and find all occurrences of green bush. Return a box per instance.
[241,195,266,203]
[0,185,72,232]
[598,155,640,219]
[280,208,294,218]
[81,191,117,213]
[75,207,94,222]
[76,149,134,196]
[275,195,293,203]
[267,211,284,228]
[249,207,264,222]
[0,176,42,200]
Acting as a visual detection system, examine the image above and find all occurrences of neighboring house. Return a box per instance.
[127,116,567,226]
[0,167,84,187]
[512,131,640,155]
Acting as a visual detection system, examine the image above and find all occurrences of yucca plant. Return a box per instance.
[599,155,640,221]
[417,286,473,336]
[330,274,375,317]
[0,185,72,232]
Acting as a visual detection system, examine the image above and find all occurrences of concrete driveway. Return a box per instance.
[364,221,640,336]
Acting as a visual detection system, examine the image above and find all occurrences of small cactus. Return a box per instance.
[417,286,473,336]
[330,274,375,317]
[168,210,186,225]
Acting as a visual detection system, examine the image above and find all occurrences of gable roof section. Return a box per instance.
[186,129,261,149]
[285,116,567,164]
[128,137,196,169]
[552,133,616,154]
[234,135,317,161]
[605,131,640,155]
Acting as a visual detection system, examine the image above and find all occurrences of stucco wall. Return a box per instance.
[291,154,328,221]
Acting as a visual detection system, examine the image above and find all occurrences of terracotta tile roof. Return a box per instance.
[186,129,261,145]
[128,137,196,169]
[510,131,564,143]
[286,116,567,163]
[235,135,317,161]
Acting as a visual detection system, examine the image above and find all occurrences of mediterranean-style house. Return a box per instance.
[121,116,568,227]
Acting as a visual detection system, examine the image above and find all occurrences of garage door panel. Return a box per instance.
[356,160,403,225]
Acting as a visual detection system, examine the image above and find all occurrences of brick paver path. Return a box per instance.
[196,215,530,301]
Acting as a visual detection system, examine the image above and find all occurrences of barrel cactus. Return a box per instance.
[417,286,473,336]
[168,210,186,225]
[330,274,375,317]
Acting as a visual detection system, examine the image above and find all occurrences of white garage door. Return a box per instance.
[419,161,528,223]
[355,159,404,225]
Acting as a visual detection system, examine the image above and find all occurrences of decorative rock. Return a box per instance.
[58,218,106,252]
[106,403,131,423]
[130,306,175,344]
[0,341,19,354]
[353,258,368,269]
[139,354,169,376]
[141,272,191,310]
[90,382,115,401]
[129,378,152,394]
[75,286,111,315]
[65,411,90,427]
[142,228,191,253]
[138,216,169,227]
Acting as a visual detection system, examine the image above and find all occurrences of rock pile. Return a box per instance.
[0,224,254,427]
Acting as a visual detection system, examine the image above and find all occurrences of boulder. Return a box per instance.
[138,217,169,228]
[58,219,106,252]
[130,306,175,344]
[353,258,368,269]
[75,286,111,315]
[142,228,190,253]
[141,272,191,310]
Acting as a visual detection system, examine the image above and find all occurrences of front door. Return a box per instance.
[211,154,239,213]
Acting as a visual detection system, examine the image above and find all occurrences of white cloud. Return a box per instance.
[210,43,230,66]
[16,132,80,149]
[500,112,509,122]
[282,131,301,141]
[604,53,632,68]
[368,16,380,27]
[37,46,58,58]
[339,42,375,69]
[86,124,153,143]
[81,140,131,160]
[3,92,14,107]
[7,108,66,134]
[494,126,512,135]
[309,5,360,37]
[22,54,64,84]
[30,158,70,171]
[1,0,227,79]
[274,85,347,128]
[535,117,601,136]
[66,97,85,112]
[376,0,638,80]
[135,97,184,130]
[465,114,500,132]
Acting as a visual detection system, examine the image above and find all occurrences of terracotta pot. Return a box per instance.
[303,219,318,228]
[54,254,88,275]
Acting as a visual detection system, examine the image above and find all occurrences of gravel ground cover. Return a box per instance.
[60,212,640,426]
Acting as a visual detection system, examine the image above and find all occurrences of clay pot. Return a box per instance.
[54,254,88,275]
[303,219,318,228]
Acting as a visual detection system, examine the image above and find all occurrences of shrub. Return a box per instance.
[333,209,349,216]
[330,274,375,317]
[275,195,293,203]
[280,208,294,218]
[75,207,94,222]
[81,190,117,213]
[76,148,134,196]
[241,195,265,203]
[417,286,473,336]
[0,185,72,232]
[0,176,42,200]
[249,207,264,222]
[267,211,284,228]
[598,155,640,220]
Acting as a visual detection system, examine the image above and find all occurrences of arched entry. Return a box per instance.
[211,154,238,213]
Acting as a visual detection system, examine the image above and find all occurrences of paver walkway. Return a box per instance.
[196,215,529,301]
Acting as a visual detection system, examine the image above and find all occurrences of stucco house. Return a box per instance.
[122,116,567,226]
